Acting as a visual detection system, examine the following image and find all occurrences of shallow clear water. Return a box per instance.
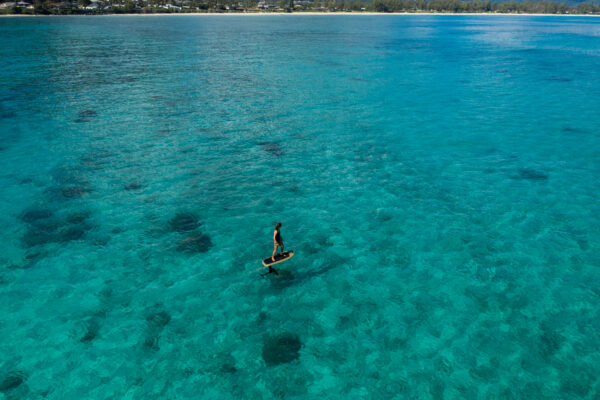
[1,14,600,399]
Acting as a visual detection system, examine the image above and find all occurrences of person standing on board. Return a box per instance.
[272,222,284,264]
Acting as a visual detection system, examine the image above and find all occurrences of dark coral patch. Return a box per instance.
[560,370,593,398]
[44,185,92,202]
[78,110,97,118]
[259,142,284,157]
[0,372,26,393]
[22,222,60,247]
[545,76,572,82]
[146,310,171,328]
[434,356,453,375]
[22,232,54,248]
[80,319,100,343]
[179,147,195,154]
[258,311,269,321]
[9,251,49,269]
[124,182,144,191]
[80,150,111,170]
[66,211,90,225]
[58,226,88,242]
[144,333,160,350]
[143,309,171,350]
[118,76,137,83]
[81,329,97,343]
[0,111,16,120]
[60,218,93,242]
[262,333,302,366]
[25,251,46,263]
[155,128,175,137]
[81,150,110,162]
[22,219,91,248]
[61,186,92,198]
[74,110,98,122]
[562,127,586,134]
[539,328,564,358]
[220,355,238,374]
[177,234,213,253]
[20,208,53,224]
[93,236,111,246]
[516,168,548,181]
[221,362,237,374]
[287,184,301,194]
[169,212,200,233]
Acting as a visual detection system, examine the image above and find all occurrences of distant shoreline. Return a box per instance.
[1,12,600,16]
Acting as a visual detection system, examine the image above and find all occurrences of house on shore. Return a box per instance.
[81,0,104,9]
[0,1,33,8]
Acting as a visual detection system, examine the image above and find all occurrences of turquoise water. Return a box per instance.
[1,14,600,399]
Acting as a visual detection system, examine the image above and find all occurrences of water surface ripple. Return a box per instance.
[1,15,599,399]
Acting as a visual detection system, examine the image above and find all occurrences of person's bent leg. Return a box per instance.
[272,244,278,262]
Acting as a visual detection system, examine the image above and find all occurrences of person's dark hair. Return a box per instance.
[276,222,282,229]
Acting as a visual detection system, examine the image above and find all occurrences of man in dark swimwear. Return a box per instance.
[272,222,284,264]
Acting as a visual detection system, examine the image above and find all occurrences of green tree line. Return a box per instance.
[3,0,599,15]
[370,0,599,13]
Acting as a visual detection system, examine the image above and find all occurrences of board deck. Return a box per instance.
[262,250,294,267]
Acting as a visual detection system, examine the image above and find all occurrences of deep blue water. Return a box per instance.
[1,14,600,399]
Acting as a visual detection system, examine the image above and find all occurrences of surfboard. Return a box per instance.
[262,250,294,267]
